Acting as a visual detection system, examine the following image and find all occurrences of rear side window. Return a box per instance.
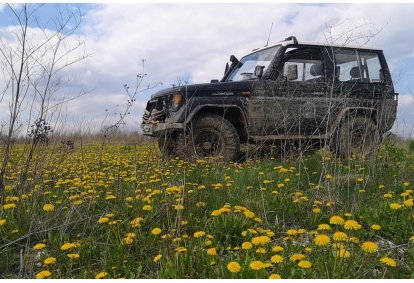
[334,49,384,83]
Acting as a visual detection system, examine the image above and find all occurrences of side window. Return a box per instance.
[335,49,383,83]
[283,47,323,82]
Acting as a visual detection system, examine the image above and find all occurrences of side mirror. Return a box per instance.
[287,64,298,81]
[254,65,265,78]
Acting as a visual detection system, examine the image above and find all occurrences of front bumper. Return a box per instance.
[141,122,184,137]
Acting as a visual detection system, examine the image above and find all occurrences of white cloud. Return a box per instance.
[1,3,414,136]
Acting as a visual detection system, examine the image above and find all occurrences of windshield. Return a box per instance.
[226,45,281,81]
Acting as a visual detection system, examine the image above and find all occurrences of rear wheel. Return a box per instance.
[332,116,381,159]
[181,114,240,162]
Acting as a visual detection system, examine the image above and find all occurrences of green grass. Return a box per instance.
[0,140,413,278]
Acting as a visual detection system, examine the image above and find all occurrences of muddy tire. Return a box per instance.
[332,116,381,159]
[181,114,240,161]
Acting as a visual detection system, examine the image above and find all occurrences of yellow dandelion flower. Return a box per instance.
[325,174,333,179]
[317,223,331,231]
[256,247,267,254]
[286,229,298,236]
[344,220,362,230]
[125,196,133,202]
[333,231,348,242]
[242,242,253,250]
[67,253,80,259]
[403,182,410,187]
[33,243,46,250]
[194,231,206,238]
[272,245,284,252]
[269,273,281,279]
[3,203,16,210]
[95,272,107,279]
[251,235,271,245]
[175,247,187,253]
[404,199,413,207]
[130,217,144,227]
[390,203,403,210]
[380,256,396,267]
[290,253,305,262]
[42,204,54,212]
[153,254,162,263]
[335,249,351,258]
[205,240,212,247]
[371,224,381,231]
[298,260,312,269]
[123,237,133,245]
[36,270,51,279]
[250,260,264,270]
[244,210,255,218]
[409,236,414,242]
[271,254,284,263]
[361,241,378,253]
[227,261,241,273]
[348,236,360,244]
[173,204,184,210]
[44,257,56,265]
[329,215,345,225]
[313,208,321,214]
[152,228,162,235]
[0,219,6,226]
[207,248,217,256]
[314,234,331,246]
[143,205,152,211]
[98,217,109,224]
[60,242,75,251]
[105,195,116,200]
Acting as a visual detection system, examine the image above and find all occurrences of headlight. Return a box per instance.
[172,93,184,110]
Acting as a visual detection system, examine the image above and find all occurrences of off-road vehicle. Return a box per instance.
[141,36,398,161]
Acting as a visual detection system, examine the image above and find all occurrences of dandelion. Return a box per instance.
[290,253,305,262]
[256,248,267,254]
[143,205,152,211]
[98,217,110,224]
[153,254,162,263]
[317,223,331,231]
[390,203,403,210]
[124,237,133,245]
[33,243,46,250]
[269,273,281,279]
[272,246,284,252]
[383,193,393,198]
[371,224,381,231]
[244,210,255,218]
[175,247,187,253]
[125,196,133,202]
[335,249,351,258]
[343,220,362,230]
[95,272,107,279]
[250,260,264,270]
[348,237,360,244]
[380,256,397,267]
[361,241,378,253]
[44,257,56,265]
[271,254,283,263]
[207,248,217,256]
[152,228,162,235]
[298,260,312,269]
[227,261,241,273]
[174,204,184,210]
[43,204,54,212]
[105,195,116,200]
[36,270,51,279]
[67,253,80,259]
[242,242,253,250]
[404,182,410,187]
[404,199,413,207]
[410,236,414,242]
[251,235,271,245]
[333,231,348,242]
[314,234,331,246]
[130,217,144,227]
[325,174,333,179]
[313,208,321,214]
[3,203,16,210]
[0,219,6,226]
[60,242,75,251]
[194,231,206,238]
[205,240,212,247]
[329,215,345,225]
[286,229,298,236]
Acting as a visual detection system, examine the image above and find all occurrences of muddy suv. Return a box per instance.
[141,36,398,161]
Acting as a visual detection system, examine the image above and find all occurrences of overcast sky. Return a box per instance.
[0,3,414,137]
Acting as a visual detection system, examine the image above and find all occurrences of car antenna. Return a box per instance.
[264,22,273,47]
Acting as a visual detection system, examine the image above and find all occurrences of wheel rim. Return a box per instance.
[193,130,223,157]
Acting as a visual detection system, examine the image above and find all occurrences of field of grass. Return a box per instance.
[0,139,413,279]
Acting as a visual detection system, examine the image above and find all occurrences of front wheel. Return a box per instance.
[331,116,381,160]
[181,114,240,162]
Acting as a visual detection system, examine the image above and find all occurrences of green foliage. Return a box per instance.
[0,140,413,279]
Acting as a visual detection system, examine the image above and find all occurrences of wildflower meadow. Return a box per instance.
[0,138,413,279]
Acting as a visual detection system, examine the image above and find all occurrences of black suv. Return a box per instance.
[141,36,398,161]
